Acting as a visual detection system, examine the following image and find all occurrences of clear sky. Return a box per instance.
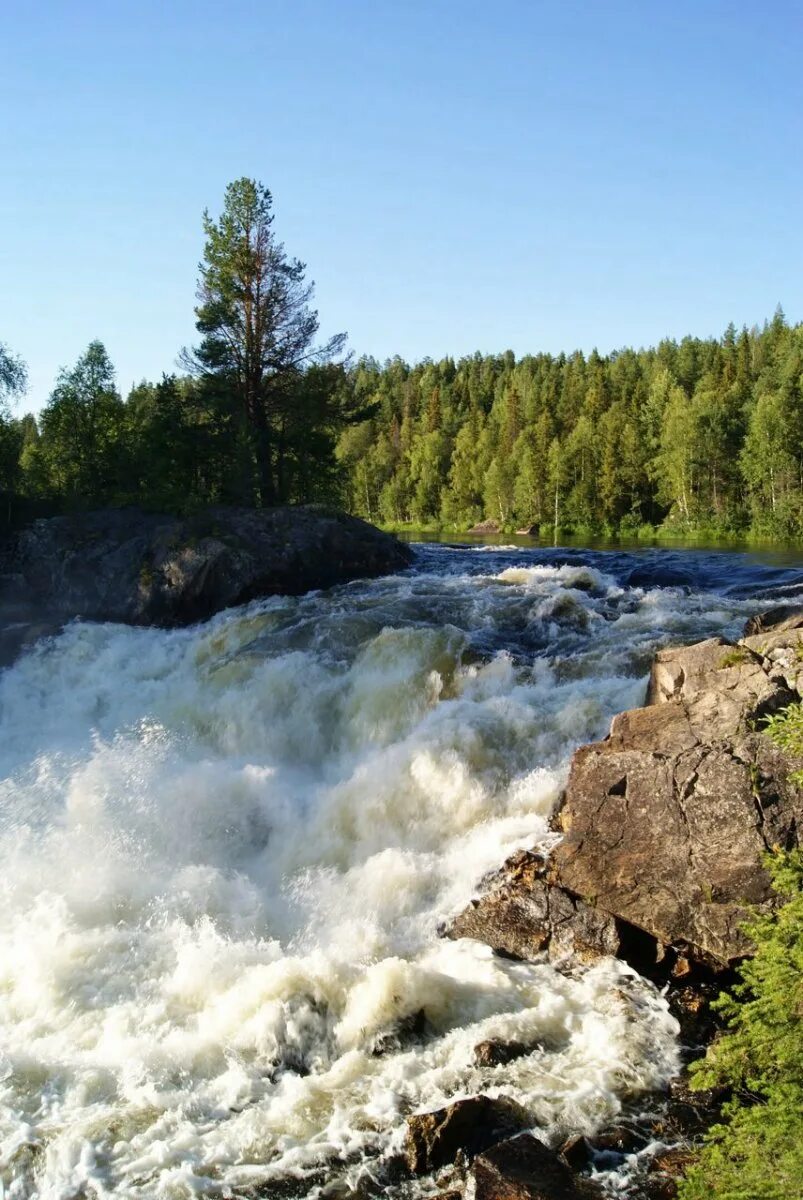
[2,0,801,411]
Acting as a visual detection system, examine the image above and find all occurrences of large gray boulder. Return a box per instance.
[4,505,413,629]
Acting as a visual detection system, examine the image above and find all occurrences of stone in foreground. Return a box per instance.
[472,1134,596,1199]
[447,617,803,973]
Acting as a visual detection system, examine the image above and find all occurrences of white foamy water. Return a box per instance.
[0,548,780,1198]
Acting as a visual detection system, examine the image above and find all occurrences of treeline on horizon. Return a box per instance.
[0,177,801,543]
[339,309,803,541]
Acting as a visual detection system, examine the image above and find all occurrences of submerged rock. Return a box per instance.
[473,1039,534,1068]
[4,505,413,629]
[404,1095,531,1174]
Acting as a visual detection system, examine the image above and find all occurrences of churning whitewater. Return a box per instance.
[1,543,802,1199]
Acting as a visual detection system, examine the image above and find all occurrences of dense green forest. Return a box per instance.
[337,311,803,541]
[0,179,361,531]
[1,178,802,543]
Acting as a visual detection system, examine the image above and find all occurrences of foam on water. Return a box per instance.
[0,547,788,1198]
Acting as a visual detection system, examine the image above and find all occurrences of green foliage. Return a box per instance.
[4,302,803,536]
[717,647,751,669]
[334,315,803,539]
[187,177,349,506]
[34,340,130,505]
[0,341,27,409]
[764,702,803,785]
[678,851,803,1200]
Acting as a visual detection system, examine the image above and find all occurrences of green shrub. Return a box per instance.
[763,702,803,785]
[678,851,803,1200]
[717,647,750,669]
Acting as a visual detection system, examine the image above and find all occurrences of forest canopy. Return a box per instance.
[1,179,802,542]
[335,308,803,541]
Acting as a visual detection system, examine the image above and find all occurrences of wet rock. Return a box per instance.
[551,635,802,967]
[743,605,803,636]
[472,1134,596,1199]
[4,505,413,629]
[371,1008,429,1055]
[444,851,619,964]
[665,974,732,1047]
[560,1124,646,1172]
[404,1095,531,1174]
[558,1134,592,1170]
[638,1177,681,1200]
[588,1124,646,1156]
[650,1073,727,1142]
[627,564,695,591]
[473,1039,533,1068]
[468,519,502,534]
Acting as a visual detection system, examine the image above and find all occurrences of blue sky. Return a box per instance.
[2,0,801,410]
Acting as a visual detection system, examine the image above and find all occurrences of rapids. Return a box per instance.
[1,543,802,1199]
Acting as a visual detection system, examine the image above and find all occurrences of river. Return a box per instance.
[1,542,802,1199]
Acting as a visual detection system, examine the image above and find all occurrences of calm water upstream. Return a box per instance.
[1,542,802,1198]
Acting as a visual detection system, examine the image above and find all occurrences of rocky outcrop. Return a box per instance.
[552,632,802,967]
[468,519,502,534]
[743,605,803,637]
[443,850,619,964]
[404,1096,531,1174]
[3,505,413,630]
[447,616,803,972]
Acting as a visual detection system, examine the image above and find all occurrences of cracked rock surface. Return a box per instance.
[448,615,803,971]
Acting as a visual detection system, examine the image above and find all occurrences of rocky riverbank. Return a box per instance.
[400,605,803,1200]
[0,505,413,661]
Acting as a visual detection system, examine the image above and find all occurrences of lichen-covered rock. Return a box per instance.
[404,1095,531,1174]
[741,626,803,694]
[645,637,788,727]
[6,505,413,629]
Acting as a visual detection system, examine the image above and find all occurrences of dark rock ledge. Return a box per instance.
[0,505,413,658]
